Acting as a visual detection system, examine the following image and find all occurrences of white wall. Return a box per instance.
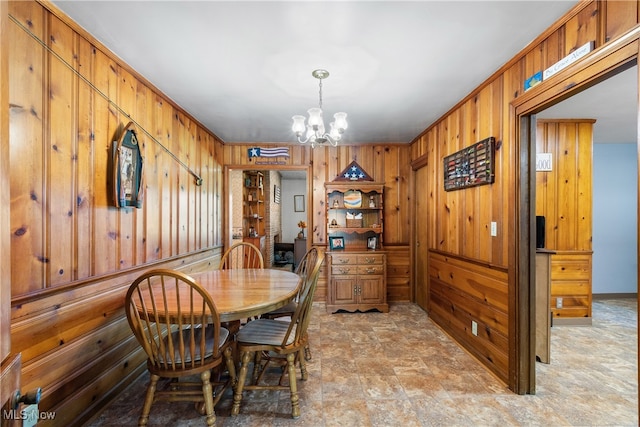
[592,143,637,294]
[281,177,307,243]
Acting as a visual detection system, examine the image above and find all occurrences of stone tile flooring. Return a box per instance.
[86,299,638,426]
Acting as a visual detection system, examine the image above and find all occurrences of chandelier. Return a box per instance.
[291,69,348,148]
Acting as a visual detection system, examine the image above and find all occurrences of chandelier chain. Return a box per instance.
[318,78,323,110]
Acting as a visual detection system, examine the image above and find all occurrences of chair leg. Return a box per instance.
[304,343,312,361]
[286,352,300,418]
[251,351,262,384]
[231,351,252,416]
[200,370,216,427]
[138,374,159,427]
[298,348,308,381]
[224,346,237,387]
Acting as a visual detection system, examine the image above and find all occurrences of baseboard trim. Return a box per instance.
[553,317,592,326]
[593,293,637,300]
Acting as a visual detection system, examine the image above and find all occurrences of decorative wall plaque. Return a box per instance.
[112,121,144,208]
[443,137,495,191]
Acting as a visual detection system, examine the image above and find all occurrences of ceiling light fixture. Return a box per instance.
[292,69,348,148]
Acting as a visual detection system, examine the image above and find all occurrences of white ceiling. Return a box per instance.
[51,1,633,146]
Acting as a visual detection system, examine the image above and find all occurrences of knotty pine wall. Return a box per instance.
[410,0,637,386]
[536,120,594,321]
[8,1,226,425]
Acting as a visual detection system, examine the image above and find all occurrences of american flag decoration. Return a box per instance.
[248,147,290,158]
[334,161,373,182]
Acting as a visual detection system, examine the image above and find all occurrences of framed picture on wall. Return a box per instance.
[274,185,281,203]
[367,236,378,250]
[294,195,305,212]
[329,236,345,250]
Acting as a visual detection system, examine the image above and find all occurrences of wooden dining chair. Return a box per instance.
[219,242,264,269]
[124,269,236,427]
[219,241,264,332]
[260,247,319,361]
[230,251,324,419]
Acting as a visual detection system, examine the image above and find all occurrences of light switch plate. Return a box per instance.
[490,222,497,236]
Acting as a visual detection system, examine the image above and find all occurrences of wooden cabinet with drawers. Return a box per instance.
[325,179,387,314]
[326,251,388,313]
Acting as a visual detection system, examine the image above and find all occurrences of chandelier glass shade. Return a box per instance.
[292,69,348,148]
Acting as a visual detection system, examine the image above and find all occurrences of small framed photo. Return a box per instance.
[367,236,378,250]
[329,236,345,250]
[294,195,305,212]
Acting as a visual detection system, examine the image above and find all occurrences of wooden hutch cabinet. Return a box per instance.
[242,171,265,253]
[325,180,388,314]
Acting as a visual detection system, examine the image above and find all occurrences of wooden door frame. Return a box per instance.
[411,155,428,307]
[511,26,640,393]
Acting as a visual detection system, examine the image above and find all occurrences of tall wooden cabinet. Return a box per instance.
[325,181,388,313]
[243,171,265,253]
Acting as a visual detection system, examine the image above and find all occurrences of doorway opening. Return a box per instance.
[225,166,309,270]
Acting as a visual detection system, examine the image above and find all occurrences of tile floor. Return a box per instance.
[86,299,638,426]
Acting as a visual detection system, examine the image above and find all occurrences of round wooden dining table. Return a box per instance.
[184,269,301,322]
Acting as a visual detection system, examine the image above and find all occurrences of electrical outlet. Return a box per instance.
[490,221,497,236]
[471,320,478,336]
[556,297,563,309]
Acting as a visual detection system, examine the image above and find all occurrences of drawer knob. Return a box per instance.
[365,258,375,264]
[339,259,349,264]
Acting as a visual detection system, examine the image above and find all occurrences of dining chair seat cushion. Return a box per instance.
[264,301,297,317]
[161,326,230,364]
[236,318,296,346]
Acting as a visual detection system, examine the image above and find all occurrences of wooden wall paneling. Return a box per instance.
[576,122,594,250]
[535,122,555,247]
[19,313,137,400]
[443,112,462,254]
[40,343,147,427]
[157,94,174,258]
[174,112,187,255]
[134,80,150,265]
[557,123,578,249]
[385,245,410,301]
[188,118,198,253]
[167,111,184,256]
[604,0,639,43]
[547,123,560,249]
[428,251,510,382]
[383,145,400,245]
[426,130,437,250]
[214,140,224,247]
[9,1,47,295]
[311,148,328,245]
[11,287,126,363]
[75,37,94,280]
[115,68,138,270]
[463,100,477,259]
[490,80,508,266]
[91,49,118,277]
[564,1,600,54]
[47,15,77,287]
[141,90,159,263]
[550,252,592,318]
[397,145,412,244]
[196,129,206,249]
